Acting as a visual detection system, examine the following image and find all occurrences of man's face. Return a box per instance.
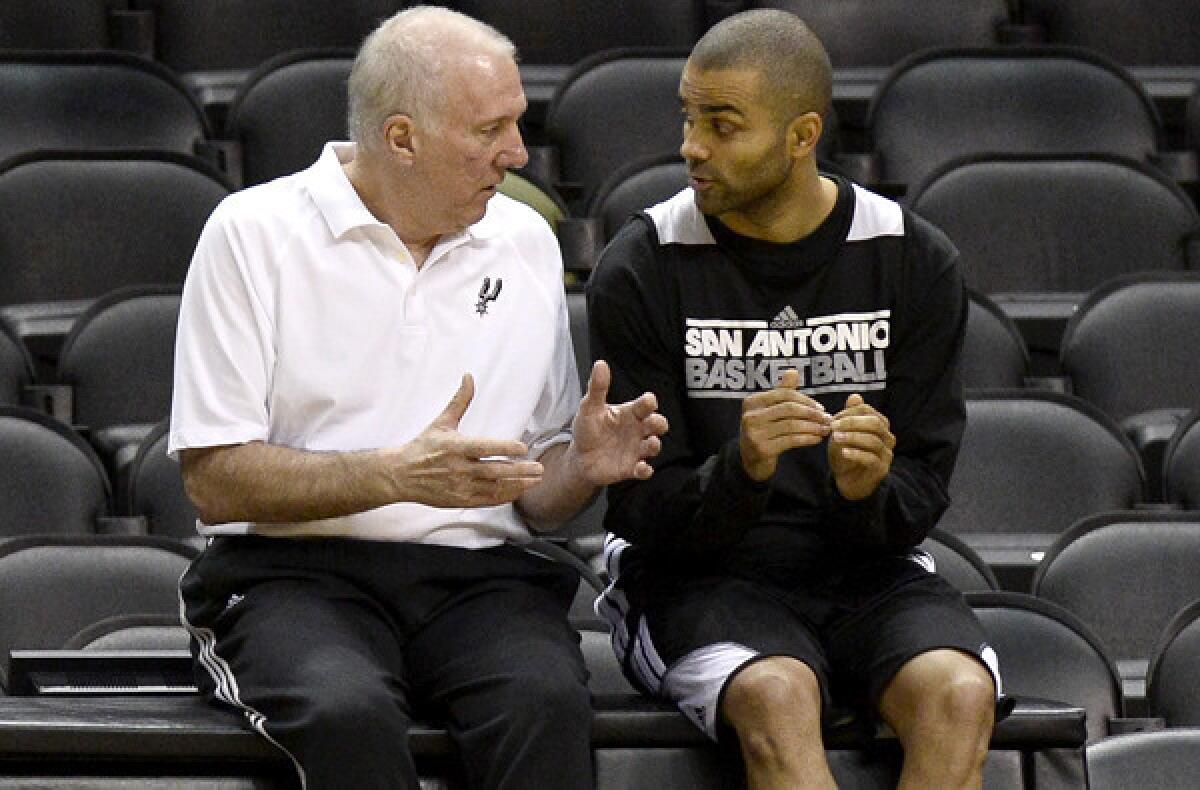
[678,62,795,223]
[411,52,528,234]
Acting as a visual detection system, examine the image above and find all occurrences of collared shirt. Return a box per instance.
[169,142,579,546]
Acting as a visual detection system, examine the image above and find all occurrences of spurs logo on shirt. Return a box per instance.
[684,308,890,399]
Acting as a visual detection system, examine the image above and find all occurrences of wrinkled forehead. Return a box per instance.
[679,61,769,115]
[438,51,526,124]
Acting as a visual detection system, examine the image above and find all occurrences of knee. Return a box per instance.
[928,665,996,735]
[498,666,591,730]
[302,672,409,745]
[722,658,823,755]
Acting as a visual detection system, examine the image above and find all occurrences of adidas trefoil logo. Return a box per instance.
[770,305,803,329]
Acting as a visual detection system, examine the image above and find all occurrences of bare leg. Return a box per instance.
[877,648,996,790]
[719,656,837,790]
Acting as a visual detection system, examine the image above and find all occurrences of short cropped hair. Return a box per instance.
[689,9,832,121]
[347,5,516,151]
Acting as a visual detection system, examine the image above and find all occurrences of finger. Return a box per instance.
[639,435,662,459]
[628,391,658,421]
[778,368,801,390]
[831,430,889,455]
[758,400,833,426]
[641,413,669,438]
[632,460,655,480]
[759,433,828,458]
[460,437,530,459]
[845,393,865,409]
[473,459,545,480]
[476,475,544,506]
[582,359,611,408]
[744,386,829,415]
[431,373,474,430]
[833,446,883,466]
[832,414,891,437]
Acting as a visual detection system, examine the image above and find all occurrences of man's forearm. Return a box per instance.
[181,441,395,525]
[516,442,599,532]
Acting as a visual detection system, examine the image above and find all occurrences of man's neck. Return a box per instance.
[719,174,839,245]
[342,155,440,268]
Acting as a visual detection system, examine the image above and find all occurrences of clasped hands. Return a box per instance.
[389,361,667,509]
[738,368,895,500]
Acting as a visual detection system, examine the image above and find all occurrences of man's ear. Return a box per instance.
[382,113,417,164]
[787,111,824,159]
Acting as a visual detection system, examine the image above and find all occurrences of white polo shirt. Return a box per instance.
[169,142,580,547]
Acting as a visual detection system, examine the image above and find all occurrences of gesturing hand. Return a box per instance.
[739,368,832,482]
[827,393,895,500]
[570,360,668,485]
[386,373,546,508]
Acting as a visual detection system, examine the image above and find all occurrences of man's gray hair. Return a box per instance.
[690,9,832,120]
[347,5,516,151]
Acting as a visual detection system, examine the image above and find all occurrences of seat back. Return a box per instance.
[910,156,1197,296]
[962,290,1028,389]
[65,613,191,651]
[125,420,199,541]
[1146,600,1200,727]
[920,529,998,592]
[748,0,1013,68]
[454,0,704,65]
[56,287,181,435]
[1022,0,1200,67]
[1032,511,1200,665]
[1060,273,1200,426]
[0,152,229,308]
[588,156,688,242]
[0,407,110,537]
[224,50,354,187]
[0,319,32,406]
[0,535,196,690]
[127,0,397,73]
[0,52,210,165]
[1085,730,1200,790]
[0,0,114,49]
[968,591,1122,740]
[868,47,1161,189]
[1163,409,1200,508]
[940,392,1144,537]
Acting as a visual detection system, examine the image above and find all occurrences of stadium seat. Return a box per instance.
[910,156,1200,370]
[0,0,119,50]
[65,612,191,651]
[123,419,199,545]
[1032,511,1200,712]
[1163,408,1200,508]
[1022,0,1200,68]
[588,156,688,243]
[0,151,229,365]
[962,290,1029,390]
[1060,273,1200,498]
[0,534,196,690]
[921,529,998,593]
[1146,600,1200,728]
[866,47,1163,194]
[1085,729,1200,790]
[746,0,1017,68]
[55,287,181,480]
[0,406,111,539]
[0,52,212,166]
[939,391,1144,591]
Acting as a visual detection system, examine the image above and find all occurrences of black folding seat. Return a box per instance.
[866,47,1163,195]
[0,0,117,49]
[0,534,196,691]
[920,529,998,593]
[1085,730,1200,790]
[1163,409,1200,508]
[746,0,1016,68]
[1146,600,1200,728]
[1032,511,1200,714]
[55,287,181,481]
[962,290,1028,390]
[939,391,1144,591]
[123,419,200,548]
[0,406,111,538]
[1060,274,1200,499]
[588,156,688,243]
[1022,0,1200,68]
[0,52,212,166]
[0,152,228,361]
[910,156,1199,371]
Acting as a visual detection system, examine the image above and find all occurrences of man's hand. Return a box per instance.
[570,360,668,485]
[828,393,895,500]
[739,369,832,482]
[385,373,546,507]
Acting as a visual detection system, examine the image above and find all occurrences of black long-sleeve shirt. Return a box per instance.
[587,177,967,583]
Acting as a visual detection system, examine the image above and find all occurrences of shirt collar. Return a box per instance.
[305,141,503,244]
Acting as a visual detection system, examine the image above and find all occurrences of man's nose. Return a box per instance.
[498,127,529,170]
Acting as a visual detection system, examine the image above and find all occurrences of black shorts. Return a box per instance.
[597,537,1002,740]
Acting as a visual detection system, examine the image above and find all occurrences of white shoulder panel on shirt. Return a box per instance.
[847,184,905,242]
[645,188,716,246]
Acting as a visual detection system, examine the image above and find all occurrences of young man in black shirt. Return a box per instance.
[588,9,1005,788]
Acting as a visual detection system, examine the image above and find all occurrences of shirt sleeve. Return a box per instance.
[524,279,582,458]
[822,217,968,549]
[168,200,276,458]
[587,221,771,561]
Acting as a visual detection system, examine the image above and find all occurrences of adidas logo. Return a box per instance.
[770,305,803,329]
